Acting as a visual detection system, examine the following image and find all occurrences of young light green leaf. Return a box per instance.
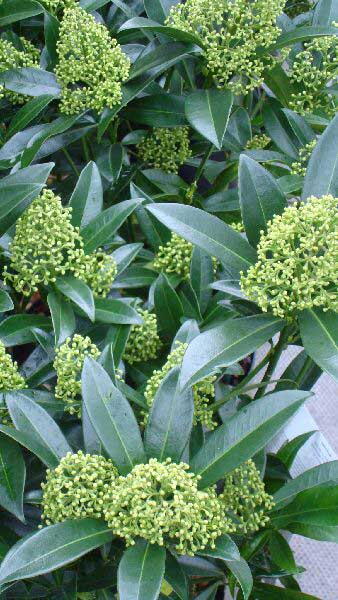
[118,539,166,600]
[0,520,112,585]
[191,390,310,488]
[0,434,25,521]
[145,367,194,462]
[82,357,145,473]
[185,89,233,149]
[180,314,284,389]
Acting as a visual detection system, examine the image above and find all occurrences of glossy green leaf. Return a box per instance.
[123,94,186,127]
[0,434,25,521]
[299,308,338,383]
[44,11,59,69]
[7,95,56,138]
[190,247,213,315]
[81,199,141,254]
[112,243,143,275]
[145,367,194,462]
[239,156,286,247]
[0,163,53,236]
[82,357,145,474]
[7,392,71,463]
[269,532,297,572]
[147,203,257,277]
[191,390,310,488]
[95,299,143,325]
[226,557,253,600]
[253,582,320,599]
[119,17,203,47]
[144,0,176,23]
[128,42,198,81]
[68,161,103,228]
[164,551,189,600]
[180,314,284,389]
[302,112,338,198]
[0,315,52,347]
[118,539,166,600]
[47,291,75,347]
[0,68,61,97]
[0,0,44,25]
[277,431,317,469]
[0,424,59,468]
[273,461,338,507]
[270,25,338,51]
[21,115,80,167]
[55,276,95,322]
[112,266,158,289]
[0,290,13,313]
[154,273,183,339]
[313,0,338,25]
[263,101,299,159]
[185,89,233,150]
[0,520,112,585]
[198,534,240,562]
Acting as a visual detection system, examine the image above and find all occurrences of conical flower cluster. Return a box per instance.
[0,341,26,424]
[154,234,193,279]
[241,195,338,318]
[291,140,317,177]
[4,190,117,297]
[144,342,217,429]
[137,127,191,174]
[0,36,39,104]
[123,309,161,364]
[56,6,130,114]
[167,0,286,93]
[54,335,100,415]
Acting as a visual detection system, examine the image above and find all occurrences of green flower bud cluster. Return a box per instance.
[144,342,217,429]
[40,0,76,14]
[0,341,26,424]
[230,221,245,233]
[41,451,118,525]
[4,190,117,297]
[240,195,338,318]
[219,459,274,534]
[54,335,100,415]
[104,458,234,555]
[123,309,161,365]
[289,28,338,115]
[154,234,193,278]
[137,127,191,174]
[166,0,285,94]
[246,134,271,150]
[56,7,130,114]
[290,139,317,177]
[0,37,39,104]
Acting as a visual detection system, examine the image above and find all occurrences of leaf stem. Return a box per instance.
[294,354,315,389]
[253,325,292,399]
[61,147,80,177]
[193,143,213,186]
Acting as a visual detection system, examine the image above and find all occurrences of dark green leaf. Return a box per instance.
[112,243,143,275]
[119,17,203,47]
[226,557,253,600]
[82,357,145,474]
[190,247,213,315]
[21,115,80,167]
[198,534,240,562]
[270,25,338,51]
[145,367,194,462]
[277,431,317,469]
[191,390,310,488]
[269,532,297,572]
[7,392,71,463]
[154,273,183,339]
[313,0,338,25]
[118,539,166,600]
[273,461,338,507]
[112,266,157,289]
[55,276,95,322]
[81,199,141,254]
[180,315,284,389]
[0,520,112,585]
[239,156,286,247]
[0,290,13,313]
[44,11,60,69]
[0,68,61,97]
[185,89,233,150]
[0,0,44,25]
[47,291,75,347]
[144,0,177,23]
[299,308,338,383]
[128,42,198,80]
[263,101,299,159]
[123,94,186,127]
[0,424,59,468]
[69,161,103,228]
[95,299,143,325]
[7,95,56,138]
[164,551,188,600]
[0,434,25,521]
[302,112,338,198]
[253,582,320,599]
[0,315,52,347]
[147,203,257,277]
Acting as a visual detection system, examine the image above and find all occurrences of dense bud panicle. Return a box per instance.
[3,190,116,297]
[56,7,130,114]
[123,309,161,364]
[0,341,26,424]
[246,134,271,150]
[290,140,317,177]
[144,342,217,429]
[137,127,191,174]
[219,459,274,534]
[54,335,100,415]
[241,195,338,318]
[40,0,76,13]
[167,0,286,93]
[289,28,338,115]
[104,458,234,554]
[41,451,118,524]
[154,234,193,278]
[0,37,39,104]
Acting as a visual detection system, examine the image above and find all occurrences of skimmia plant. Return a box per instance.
[0,0,337,599]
